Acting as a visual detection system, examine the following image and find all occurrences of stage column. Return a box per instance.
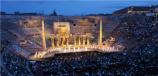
[66,37,69,47]
[74,35,77,47]
[86,37,90,46]
[78,36,81,47]
[51,36,55,48]
[57,35,60,47]
[83,36,85,45]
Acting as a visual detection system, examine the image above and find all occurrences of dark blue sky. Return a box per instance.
[1,0,158,16]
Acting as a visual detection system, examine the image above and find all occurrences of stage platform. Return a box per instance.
[10,44,122,61]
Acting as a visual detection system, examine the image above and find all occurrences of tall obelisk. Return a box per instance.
[99,18,103,47]
[41,17,46,50]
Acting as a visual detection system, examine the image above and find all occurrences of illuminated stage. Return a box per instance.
[11,44,122,61]
[11,17,124,61]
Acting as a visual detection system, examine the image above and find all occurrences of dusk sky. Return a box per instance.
[1,0,158,16]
